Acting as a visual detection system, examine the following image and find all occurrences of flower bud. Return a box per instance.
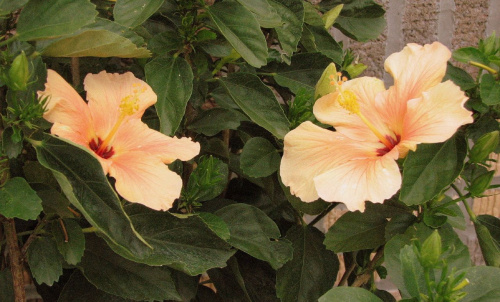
[8,51,30,91]
[420,230,442,268]
[315,63,337,99]
[470,131,499,163]
[469,170,495,197]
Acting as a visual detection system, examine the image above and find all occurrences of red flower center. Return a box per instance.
[376,134,401,156]
[89,138,115,159]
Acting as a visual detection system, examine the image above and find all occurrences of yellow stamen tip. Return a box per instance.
[119,95,140,116]
[337,89,359,114]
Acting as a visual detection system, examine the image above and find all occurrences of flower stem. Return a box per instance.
[469,61,498,75]
[308,202,339,227]
[352,247,384,287]
[0,34,19,48]
[0,216,26,302]
[451,183,477,223]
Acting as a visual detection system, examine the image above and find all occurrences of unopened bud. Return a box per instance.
[470,131,499,163]
[469,170,495,197]
[420,230,442,268]
[8,51,30,91]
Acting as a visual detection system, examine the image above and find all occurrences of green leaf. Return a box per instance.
[480,73,500,105]
[319,287,383,302]
[0,0,28,16]
[39,19,150,58]
[279,173,329,215]
[240,137,280,178]
[207,1,268,67]
[197,212,231,241]
[453,47,489,65]
[399,245,426,297]
[113,0,163,28]
[185,155,229,202]
[400,133,467,205]
[145,56,193,135]
[324,203,401,253]
[236,0,282,28]
[0,177,42,220]
[474,215,500,267]
[218,73,290,139]
[444,63,476,91]
[2,127,22,159]
[0,269,14,302]
[51,218,85,265]
[215,203,293,269]
[188,107,247,136]
[17,0,97,41]
[459,266,500,301]
[32,134,151,259]
[300,25,343,64]
[302,1,324,27]
[105,207,234,275]
[470,131,500,163]
[323,4,343,29]
[273,52,332,94]
[59,271,129,302]
[27,236,63,285]
[79,235,181,301]
[207,256,252,302]
[276,225,339,302]
[269,0,304,61]
[332,0,386,41]
[148,28,183,55]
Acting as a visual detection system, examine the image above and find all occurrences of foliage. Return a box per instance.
[0,0,499,301]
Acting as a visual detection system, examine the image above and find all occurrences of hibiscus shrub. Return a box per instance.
[1,0,500,301]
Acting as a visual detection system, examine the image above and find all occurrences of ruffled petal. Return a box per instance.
[280,121,378,202]
[84,71,156,138]
[313,77,391,142]
[314,154,401,212]
[38,70,94,141]
[111,119,200,164]
[403,81,473,143]
[108,151,183,211]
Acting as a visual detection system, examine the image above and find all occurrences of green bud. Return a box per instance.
[345,63,367,78]
[322,4,343,29]
[474,220,500,267]
[8,51,30,91]
[469,130,499,163]
[314,63,337,99]
[420,230,442,268]
[468,170,495,196]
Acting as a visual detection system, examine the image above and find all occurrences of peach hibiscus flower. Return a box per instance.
[280,42,473,212]
[38,70,200,211]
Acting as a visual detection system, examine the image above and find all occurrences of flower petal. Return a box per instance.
[313,77,390,142]
[38,69,94,141]
[84,71,156,138]
[314,155,401,212]
[112,119,200,164]
[109,151,183,211]
[280,121,378,202]
[403,81,473,144]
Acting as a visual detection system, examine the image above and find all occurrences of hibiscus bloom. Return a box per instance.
[38,70,200,211]
[280,42,473,212]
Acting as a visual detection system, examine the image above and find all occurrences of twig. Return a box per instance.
[1,216,26,302]
[338,256,357,286]
[308,202,339,227]
[352,247,385,287]
[71,57,80,87]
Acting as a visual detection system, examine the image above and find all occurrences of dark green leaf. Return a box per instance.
[218,73,290,139]
[52,218,85,265]
[198,212,231,241]
[0,269,14,302]
[148,28,183,55]
[236,0,282,28]
[59,271,130,302]
[269,0,304,61]
[27,236,63,285]
[459,266,500,301]
[185,155,228,202]
[240,137,280,178]
[113,0,163,28]
[79,235,181,301]
[32,134,151,259]
[1,127,23,159]
[442,203,466,230]
[400,133,467,205]
[207,256,252,302]
[399,245,426,297]
[319,287,383,302]
[207,1,268,68]
[444,63,476,91]
[273,52,332,94]
[480,73,500,105]
[17,0,97,41]
[145,56,193,135]
[0,0,28,16]
[37,188,74,218]
[474,216,500,267]
[215,203,293,269]
[385,213,417,241]
[333,0,386,41]
[478,215,500,244]
[276,225,339,302]
[302,1,324,27]
[0,177,42,220]
[453,47,489,65]
[300,25,343,64]
[188,107,247,136]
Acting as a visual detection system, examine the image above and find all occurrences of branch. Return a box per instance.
[352,247,384,287]
[1,216,26,302]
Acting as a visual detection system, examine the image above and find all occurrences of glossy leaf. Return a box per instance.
[17,0,96,41]
[32,134,151,259]
[207,256,252,302]
[215,203,293,269]
[79,235,181,301]
[218,73,290,139]
[240,137,280,178]
[113,0,163,28]
[475,215,500,267]
[188,107,247,136]
[400,133,467,205]
[52,218,85,265]
[0,177,42,220]
[276,225,338,302]
[1,127,23,159]
[197,212,231,241]
[207,1,268,67]
[0,0,28,16]
[27,237,63,286]
[459,266,500,301]
[444,62,476,91]
[319,287,382,302]
[452,47,489,65]
[269,0,304,60]
[399,245,426,297]
[184,155,229,203]
[300,25,343,64]
[59,271,129,302]
[145,56,193,135]
[480,73,500,105]
[236,0,281,28]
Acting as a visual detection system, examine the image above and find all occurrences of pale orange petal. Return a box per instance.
[403,81,473,143]
[280,121,379,202]
[84,71,156,138]
[111,119,200,164]
[109,151,182,211]
[38,70,94,141]
[314,154,401,212]
[313,77,391,142]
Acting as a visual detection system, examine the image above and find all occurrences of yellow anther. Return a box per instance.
[337,89,360,114]
[119,95,140,116]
